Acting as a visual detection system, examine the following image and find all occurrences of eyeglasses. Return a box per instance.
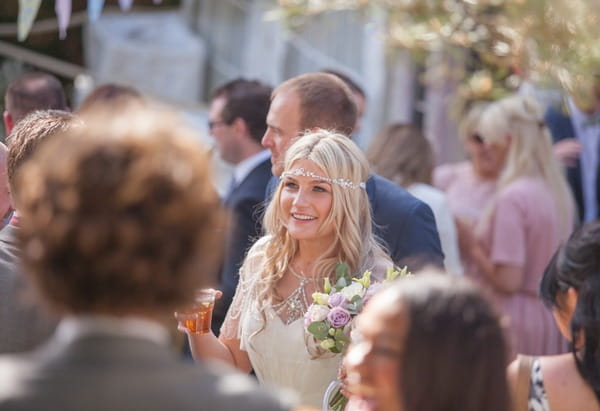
[208,120,227,131]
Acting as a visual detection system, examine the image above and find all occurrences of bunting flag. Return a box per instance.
[17,0,41,41]
[87,0,105,22]
[55,0,72,40]
[153,0,162,3]
[118,0,134,11]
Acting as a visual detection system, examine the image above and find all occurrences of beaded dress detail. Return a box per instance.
[271,266,319,325]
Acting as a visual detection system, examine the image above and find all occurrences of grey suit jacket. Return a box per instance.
[0,224,58,353]
[0,333,294,411]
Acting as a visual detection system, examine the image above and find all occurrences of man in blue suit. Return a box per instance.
[262,73,443,268]
[209,79,273,333]
[545,88,600,223]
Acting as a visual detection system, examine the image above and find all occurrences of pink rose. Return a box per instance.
[327,306,351,328]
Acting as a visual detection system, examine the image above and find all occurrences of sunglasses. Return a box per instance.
[470,134,484,144]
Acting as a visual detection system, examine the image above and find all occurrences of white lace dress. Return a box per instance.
[221,237,348,407]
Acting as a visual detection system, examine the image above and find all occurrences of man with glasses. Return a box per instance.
[208,79,273,334]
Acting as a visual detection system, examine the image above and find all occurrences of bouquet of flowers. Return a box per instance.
[304,263,410,411]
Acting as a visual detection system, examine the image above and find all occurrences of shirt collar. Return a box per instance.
[55,315,170,346]
[568,97,600,128]
[232,150,270,185]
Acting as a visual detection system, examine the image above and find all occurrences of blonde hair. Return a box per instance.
[477,94,574,233]
[258,130,390,312]
[459,102,489,144]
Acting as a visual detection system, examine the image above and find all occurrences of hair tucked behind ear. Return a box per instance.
[540,221,600,402]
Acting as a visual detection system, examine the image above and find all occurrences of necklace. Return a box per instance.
[272,264,318,325]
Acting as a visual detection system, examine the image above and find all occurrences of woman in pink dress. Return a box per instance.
[434,103,498,227]
[458,95,575,360]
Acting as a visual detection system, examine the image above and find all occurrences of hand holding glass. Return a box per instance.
[175,289,217,334]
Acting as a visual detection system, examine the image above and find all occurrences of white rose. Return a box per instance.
[309,304,330,322]
[340,282,365,301]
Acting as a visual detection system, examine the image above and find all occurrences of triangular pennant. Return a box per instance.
[17,0,42,42]
[118,0,134,11]
[87,0,105,22]
[55,0,72,40]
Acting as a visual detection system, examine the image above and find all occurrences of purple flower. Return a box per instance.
[328,292,345,307]
[327,306,351,328]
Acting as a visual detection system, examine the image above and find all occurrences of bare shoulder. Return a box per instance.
[506,357,520,386]
[540,354,600,411]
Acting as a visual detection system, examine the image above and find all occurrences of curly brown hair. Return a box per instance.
[16,104,225,315]
[7,109,76,196]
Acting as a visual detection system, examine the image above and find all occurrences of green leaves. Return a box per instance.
[335,262,349,278]
[334,262,351,291]
[307,321,329,340]
[347,295,363,313]
[334,328,349,352]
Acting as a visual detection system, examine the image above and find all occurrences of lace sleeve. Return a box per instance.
[219,237,268,342]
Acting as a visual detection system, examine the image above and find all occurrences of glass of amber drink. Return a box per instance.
[175,289,216,334]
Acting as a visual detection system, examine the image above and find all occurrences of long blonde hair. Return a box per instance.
[477,94,574,233]
[259,130,390,309]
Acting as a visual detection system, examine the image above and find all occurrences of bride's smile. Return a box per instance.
[280,158,335,245]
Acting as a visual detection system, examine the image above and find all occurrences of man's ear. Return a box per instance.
[3,111,13,136]
[232,117,249,138]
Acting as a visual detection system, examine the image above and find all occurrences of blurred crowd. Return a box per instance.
[0,68,598,411]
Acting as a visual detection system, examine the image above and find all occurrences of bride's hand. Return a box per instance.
[207,289,223,299]
[174,288,223,334]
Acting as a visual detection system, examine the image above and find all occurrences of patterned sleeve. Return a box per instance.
[219,237,268,343]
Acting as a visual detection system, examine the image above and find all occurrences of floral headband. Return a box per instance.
[281,167,366,189]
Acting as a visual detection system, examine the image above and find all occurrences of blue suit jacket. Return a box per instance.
[544,105,600,220]
[365,174,443,268]
[266,173,443,269]
[212,159,272,334]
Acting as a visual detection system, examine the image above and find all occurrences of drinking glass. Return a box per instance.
[175,289,216,334]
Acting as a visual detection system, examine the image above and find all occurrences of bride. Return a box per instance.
[184,129,392,407]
